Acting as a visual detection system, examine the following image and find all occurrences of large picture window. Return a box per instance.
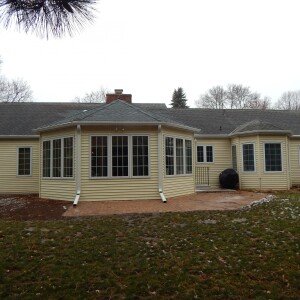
[197,145,214,163]
[165,137,192,176]
[17,147,31,176]
[242,143,255,172]
[91,135,149,178]
[264,143,282,172]
[42,137,74,178]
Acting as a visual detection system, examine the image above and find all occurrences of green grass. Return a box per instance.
[0,193,299,299]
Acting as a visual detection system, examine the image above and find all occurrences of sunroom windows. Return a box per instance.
[242,143,255,172]
[165,137,192,176]
[91,135,149,178]
[42,137,74,178]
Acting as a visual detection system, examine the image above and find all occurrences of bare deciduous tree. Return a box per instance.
[73,87,109,103]
[196,84,271,110]
[274,90,300,110]
[0,77,33,102]
[196,86,227,109]
[0,0,97,38]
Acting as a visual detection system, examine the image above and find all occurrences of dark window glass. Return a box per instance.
[206,146,213,163]
[63,137,73,177]
[165,137,174,175]
[43,141,51,177]
[112,136,128,176]
[91,136,108,177]
[265,143,282,171]
[197,146,204,163]
[243,144,255,172]
[132,136,149,176]
[18,147,31,175]
[185,140,192,174]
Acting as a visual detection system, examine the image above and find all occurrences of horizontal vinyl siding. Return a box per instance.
[162,127,195,198]
[196,139,231,188]
[0,139,39,194]
[80,126,159,201]
[290,139,300,186]
[40,128,77,201]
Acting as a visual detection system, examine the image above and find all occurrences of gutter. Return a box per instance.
[158,125,167,203]
[73,125,81,206]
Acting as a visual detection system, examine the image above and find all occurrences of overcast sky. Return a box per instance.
[0,0,300,107]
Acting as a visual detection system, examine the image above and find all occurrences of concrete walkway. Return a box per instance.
[64,191,268,217]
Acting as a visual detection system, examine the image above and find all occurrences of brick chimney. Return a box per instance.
[106,89,132,104]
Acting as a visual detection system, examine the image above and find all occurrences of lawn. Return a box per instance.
[0,193,299,299]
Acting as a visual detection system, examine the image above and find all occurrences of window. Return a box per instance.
[197,145,214,163]
[18,147,31,176]
[185,140,192,174]
[264,143,282,172]
[242,144,255,172]
[232,145,237,171]
[91,135,149,178]
[165,137,193,176]
[42,137,74,178]
[132,136,149,176]
[91,136,108,177]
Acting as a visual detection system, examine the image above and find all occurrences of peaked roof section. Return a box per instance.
[229,119,291,136]
[36,100,199,133]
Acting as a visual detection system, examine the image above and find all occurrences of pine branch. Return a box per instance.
[0,0,97,38]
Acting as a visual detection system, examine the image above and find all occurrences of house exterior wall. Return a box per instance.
[288,138,300,187]
[195,138,232,188]
[40,128,77,201]
[162,127,195,198]
[234,135,290,190]
[80,125,160,201]
[0,139,39,194]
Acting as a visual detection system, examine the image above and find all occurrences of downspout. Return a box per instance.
[158,125,167,203]
[73,125,81,206]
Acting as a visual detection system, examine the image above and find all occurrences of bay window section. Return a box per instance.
[42,137,74,178]
[165,137,193,176]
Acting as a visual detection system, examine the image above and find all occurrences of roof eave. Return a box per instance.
[0,135,39,139]
[229,130,292,137]
[35,120,201,133]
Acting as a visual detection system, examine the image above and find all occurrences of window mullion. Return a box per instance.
[173,138,176,175]
[50,140,53,178]
[61,138,64,178]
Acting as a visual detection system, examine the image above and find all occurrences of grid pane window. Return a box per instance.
[165,137,193,176]
[133,136,149,176]
[197,145,213,163]
[52,139,62,177]
[63,137,73,177]
[112,136,128,177]
[185,140,192,174]
[91,136,108,177]
[265,143,282,171]
[243,144,255,172]
[165,137,174,175]
[18,147,31,176]
[206,146,213,163]
[43,141,51,177]
[176,138,184,174]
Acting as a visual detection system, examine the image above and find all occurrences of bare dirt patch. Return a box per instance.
[0,194,70,220]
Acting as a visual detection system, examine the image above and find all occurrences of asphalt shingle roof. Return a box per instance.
[1,102,300,137]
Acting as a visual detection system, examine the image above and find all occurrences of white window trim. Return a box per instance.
[263,142,283,173]
[241,143,256,173]
[42,136,74,179]
[231,144,238,172]
[90,134,150,179]
[196,145,214,164]
[165,136,193,177]
[16,146,32,177]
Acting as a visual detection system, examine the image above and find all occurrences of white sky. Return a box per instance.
[0,0,300,107]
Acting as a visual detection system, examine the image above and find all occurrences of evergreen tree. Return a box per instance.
[170,87,188,108]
